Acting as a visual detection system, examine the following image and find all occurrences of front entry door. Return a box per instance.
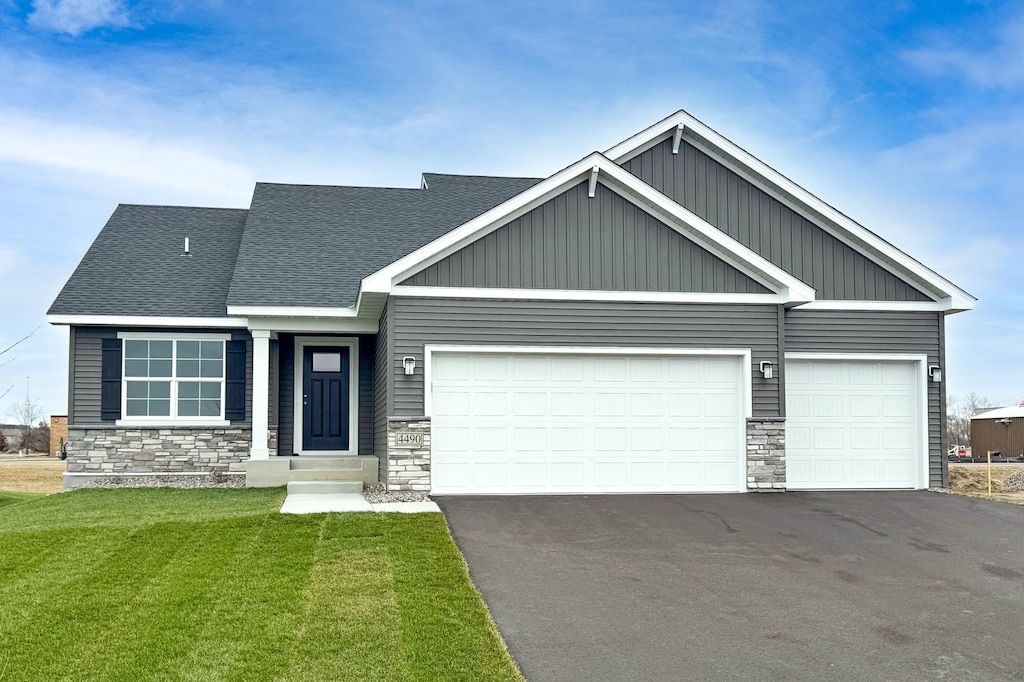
[302,346,350,451]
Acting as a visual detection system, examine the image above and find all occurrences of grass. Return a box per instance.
[948,464,1024,506]
[0,491,42,510]
[0,488,522,682]
[0,457,65,494]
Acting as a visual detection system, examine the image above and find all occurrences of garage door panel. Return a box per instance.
[787,359,921,490]
[431,352,746,494]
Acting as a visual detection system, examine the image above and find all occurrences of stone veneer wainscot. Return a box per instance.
[746,417,786,491]
[387,417,431,492]
[66,427,251,475]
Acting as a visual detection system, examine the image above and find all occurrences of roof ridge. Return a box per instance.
[421,172,544,180]
[116,203,248,211]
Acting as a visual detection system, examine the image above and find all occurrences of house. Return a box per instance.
[47,111,975,494]
[971,402,1024,460]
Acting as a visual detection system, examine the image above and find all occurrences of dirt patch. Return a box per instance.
[0,456,65,493]
[948,464,1024,505]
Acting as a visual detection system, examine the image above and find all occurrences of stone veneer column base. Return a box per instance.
[387,417,431,492]
[746,418,786,492]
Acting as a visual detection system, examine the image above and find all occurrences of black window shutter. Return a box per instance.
[225,339,246,421]
[100,338,122,421]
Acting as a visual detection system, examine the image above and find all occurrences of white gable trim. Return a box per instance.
[605,110,975,312]
[362,153,815,306]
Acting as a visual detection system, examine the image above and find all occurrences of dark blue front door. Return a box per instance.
[302,346,350,451]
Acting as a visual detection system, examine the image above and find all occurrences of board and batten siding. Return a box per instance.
[784,310,945,487]
[70,326,254,426]
[624,139,931,302]
[275,333,376,456]
[401,182,769,295]
[390,297,781,418]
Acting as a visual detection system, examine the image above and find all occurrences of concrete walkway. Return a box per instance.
[280,493,440,514]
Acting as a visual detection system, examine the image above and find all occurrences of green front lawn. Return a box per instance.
[0,488,522,681]
[0,491,42,510]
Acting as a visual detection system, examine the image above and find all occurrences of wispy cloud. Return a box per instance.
[28,0,131,37]
[902,12,1024,87]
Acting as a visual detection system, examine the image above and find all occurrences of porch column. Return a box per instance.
[250,329,271,460]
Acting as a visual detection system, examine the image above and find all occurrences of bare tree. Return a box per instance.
[947,392,995,448]
[9,393,43,427]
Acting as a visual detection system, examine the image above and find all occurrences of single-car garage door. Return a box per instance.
[786,358,924,490]
[430,350,747,494]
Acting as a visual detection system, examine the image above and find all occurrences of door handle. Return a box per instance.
[303,393,308,406]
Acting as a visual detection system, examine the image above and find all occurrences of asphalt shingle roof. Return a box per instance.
[48,205,248,317]
[226,174,540,308]
[49,174,542,317]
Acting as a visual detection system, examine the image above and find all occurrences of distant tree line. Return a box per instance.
[946,392,994,448]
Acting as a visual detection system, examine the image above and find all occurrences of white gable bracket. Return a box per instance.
[588,166,600,198]
[672,123,685,154]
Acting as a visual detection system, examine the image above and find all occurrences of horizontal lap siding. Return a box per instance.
[374,304,391,463]
[785,310,944,487]
[357,335,375,455]
[402,182,769,294]
[392,298,781,418]
[624,139,931,302]
[71,326,253,426]
[277,334,295,455]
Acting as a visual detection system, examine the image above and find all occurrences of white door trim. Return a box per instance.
[784,352,929,489]
[293,336,360,456]
[425,345,753,494]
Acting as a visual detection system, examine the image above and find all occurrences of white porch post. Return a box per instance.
[250,329,271,460]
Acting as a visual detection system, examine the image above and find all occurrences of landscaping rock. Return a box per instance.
[362,483,430,504]
[1002,468,1024,491]
[68,474,246,490]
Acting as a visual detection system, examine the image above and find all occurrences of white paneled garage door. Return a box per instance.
[786,358,924,490]
[429,350,747,495]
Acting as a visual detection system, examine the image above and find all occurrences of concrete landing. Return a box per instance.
[280,493,440,515]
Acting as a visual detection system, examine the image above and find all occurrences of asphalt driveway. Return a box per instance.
[437,492,1024,681]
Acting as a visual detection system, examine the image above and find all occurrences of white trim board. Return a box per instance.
[784,352,930,490]
[393,286,791,305]
[48,314,249,328]
[364,154,816,306]
[292,336,360,456]
[604,110,975,312]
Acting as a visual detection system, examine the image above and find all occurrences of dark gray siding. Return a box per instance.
[625,139,931,302]
[275,334,375,456]
[70,327,253,426]
[785,310,944,487]
[277,334,295,455]
[391,297,781,418]
[402,182,769,294]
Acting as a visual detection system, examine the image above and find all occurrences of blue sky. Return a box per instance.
[1,0,1022,420]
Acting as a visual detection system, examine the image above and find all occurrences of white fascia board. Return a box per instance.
[393,285,789,305]
[795,299,955,312]
[363,152,814,305]
[246,316,379,334]
[47,314,249,328]
[361,153,609,295]
[226,305,358,318]
[605,111,976,310]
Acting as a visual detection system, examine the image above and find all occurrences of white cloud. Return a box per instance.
[28,0,131,37]
[0,110,256,204]
[902,13,1024,88]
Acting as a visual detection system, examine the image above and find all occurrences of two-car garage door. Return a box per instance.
[430,351,747,494]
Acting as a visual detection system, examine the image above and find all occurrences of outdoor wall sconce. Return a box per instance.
[403,356,417,375]
[928,365,943,383]
[759,361,774,380]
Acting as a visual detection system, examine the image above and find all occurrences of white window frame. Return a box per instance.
[116,332,233,427]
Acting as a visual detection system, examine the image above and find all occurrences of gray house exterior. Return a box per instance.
[48,111,974,493]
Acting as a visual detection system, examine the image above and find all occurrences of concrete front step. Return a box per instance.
[289,457,373,471]
[286,480,363,495]
[287,469,367,482]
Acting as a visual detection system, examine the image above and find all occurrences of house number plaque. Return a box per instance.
[394,431,424,448]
